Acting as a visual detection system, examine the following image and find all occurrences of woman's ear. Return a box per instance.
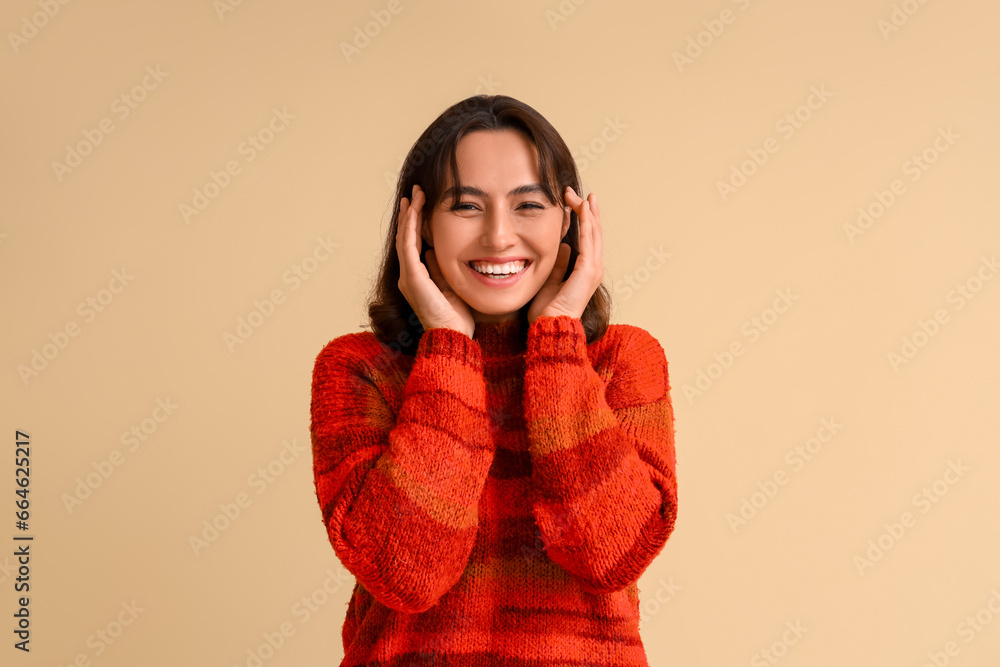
[561,205,572,239]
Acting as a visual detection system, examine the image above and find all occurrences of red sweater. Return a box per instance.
[310,314,678,666]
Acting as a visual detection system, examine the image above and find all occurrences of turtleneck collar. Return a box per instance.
[472,314,528,357]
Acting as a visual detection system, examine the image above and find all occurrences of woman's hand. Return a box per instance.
[527,186,604,324]
[396,184,477,339]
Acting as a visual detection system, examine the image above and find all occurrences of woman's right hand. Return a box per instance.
[396,184,477,339]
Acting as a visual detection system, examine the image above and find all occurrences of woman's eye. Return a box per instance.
[449,201,545,212]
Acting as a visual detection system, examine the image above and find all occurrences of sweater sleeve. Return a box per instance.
[310,327,494,613]
[522,315,677,594]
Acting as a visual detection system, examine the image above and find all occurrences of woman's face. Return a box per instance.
[421,129,571,324]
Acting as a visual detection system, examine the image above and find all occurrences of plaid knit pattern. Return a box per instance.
[310,314,677,666]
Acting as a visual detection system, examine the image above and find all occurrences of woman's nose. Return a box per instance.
[480,208,516,248]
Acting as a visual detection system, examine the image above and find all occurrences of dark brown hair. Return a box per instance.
[364,94,611,356]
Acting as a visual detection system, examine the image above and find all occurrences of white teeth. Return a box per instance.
[470,260,526,275]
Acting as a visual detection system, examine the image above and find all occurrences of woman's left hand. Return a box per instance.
[527,186,604,324]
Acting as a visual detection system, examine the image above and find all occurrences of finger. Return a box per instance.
[565,186,592,228]
[586,194,603,284]
[398,194,422,280]
[397,197,409,238]
[556,242,571,277]
[544,242,570,286]
[412,186,427,245]
[424,248,450,294]
[403,183,425,236]
[424,248,437,278]
[591,207,603,282]
[577,197,592,263]
[564,185,582,209]
[396,197,409,268]
[425,247,440,280]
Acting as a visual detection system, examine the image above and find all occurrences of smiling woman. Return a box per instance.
[370,94,612,347]
[309,94,678,667]
[414,129,575,327]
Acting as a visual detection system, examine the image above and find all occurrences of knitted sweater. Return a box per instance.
[310,314,677,666]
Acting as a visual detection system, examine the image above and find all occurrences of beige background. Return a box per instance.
[3,0,999,664]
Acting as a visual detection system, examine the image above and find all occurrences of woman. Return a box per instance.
[310,94,678,666]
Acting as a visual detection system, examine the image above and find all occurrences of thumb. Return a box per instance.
[547,243,571,284]
[424,249,449,291]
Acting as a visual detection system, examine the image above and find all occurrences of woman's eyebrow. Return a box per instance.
[442,183,546,199]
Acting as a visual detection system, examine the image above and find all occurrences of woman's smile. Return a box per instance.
[466,258,531,286]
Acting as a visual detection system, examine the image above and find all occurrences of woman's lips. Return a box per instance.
[466,259,530,287]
